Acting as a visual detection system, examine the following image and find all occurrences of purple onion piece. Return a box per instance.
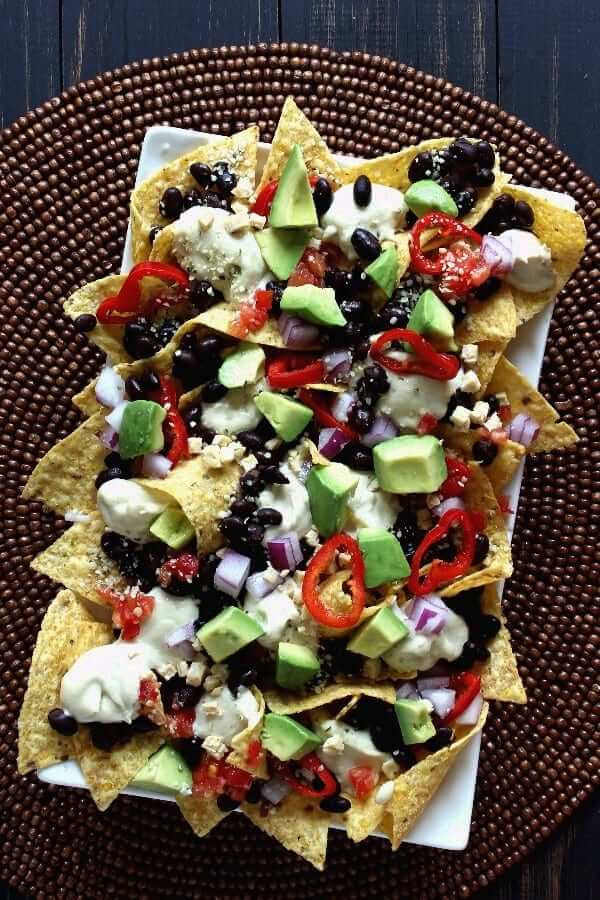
[317,427,350,459]
[261,777,292,805]
[267,532,303,571]
[95,366,126,409]
[278,313,319,348]
[166,621,197,648]
[361,413,399,448]
[142,453,173,479]
[105,400,129,433]
[431,497,465,518]
[481,233,515,277]
[245,570,282,599]
[99,425,118,450]
[214,549,251,598]
[331,391,356,423]
[396,682,419,701]
[405,594,448,635]
[420,687,456,719]
[323,349,352,383]
[416,675,451,692]
[507,412,540,447]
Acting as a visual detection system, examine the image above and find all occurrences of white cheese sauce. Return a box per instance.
[193,685,259,745]
[373,351,463,431]
[257,462,312,541]
[496,228,555,293]
[344,471,400,534]
[320,183,407,260]
[383,605,468,673]
[97,479,172,543]
[242,575,319,652]
[201,382,263,435]
[315,718,391,793]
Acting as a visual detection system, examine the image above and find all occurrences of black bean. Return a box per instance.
[338,297,368,324]
[256,507,283,526]
[219,515,247,541]
[246,523,265,544]
[475,140,495,169]
[494,193,515,214]
[125,376,145,400]
[149,225,162,246]
[157,319,181,349]
[217,170,237,194]
[237,667,258,687]
[245,781,262,804]
[320,794,351,814]
[190,162,211,187]
[472,439,498,466]
[473,533,490,564]
[337,443,374,471]
[471,614,501,642]
[240,469,264,496]
[347,403,374,434]
[48,708,78,736]
[405,210,417,228]
[201,380,228,403]
[392,746,416,769]
[196,334,224,357]
[89,722,131,751]
[172,348,203,390]
[424,727,455,751]
[100,530,130,560]
[454,186,478,216]
[353,175,372,207]
[354,338,371,361]
[370,709,403,753]
[313,176,333,216]
[140,369,161,393]
[132,716,159,733]
[230,498,258,518]
[74,313,97,333]
[217,793,240,812]
[483,393,500,415]
[159,186,184,219]
[472,276,501,301]
[351,227,381,262]
[183,189,201,210]
[408,151,433,183]
[237,430,264,452]
[177,738,204,769]
[449,138,478,164]
[514,200,534,228]
[188,279,221,311]
[104,451,127,470]
[205,190,228,209]
[472,166,495,187]
[95,467,127,489]
[261,465,289,485]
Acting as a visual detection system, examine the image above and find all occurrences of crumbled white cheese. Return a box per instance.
[186,660,207,687]
[485,412,503,432]
[220,445,236,464]
[470,401,490,425]
[460,343,479,366]
[375,781,395,805]
[426,492,441,510]
[195,208,215,230]
[249,212,266,230]
[224,212,251,234]
[176,660,190,678]
[461,370,481,394]
[64,510,90,523]
[450,405,472,431]
[322,734,345,755]
[156,662,177,681]
[201,735,229,760]
[304,528,320,547]
[201,699,222,718]
[213,434,232,447]
[188,437,205,455]
[232,176,253,201]
[381,758,401,780]
[203,675,222,692]
[240,454,259,472]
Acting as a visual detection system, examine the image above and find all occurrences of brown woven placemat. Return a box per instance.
[0,44,598,900]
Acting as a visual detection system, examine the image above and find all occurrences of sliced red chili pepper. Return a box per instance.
[442,672,481,725]
[157,375,189,465]
[96,261,189,325]
[407,508,476,596]
[497,494,513,515]
[246,739,264,767]
[166,708,195,739]
[274,752,338,799]
[469,510,486,533]
[370,329,460,381]
[417,412,439,435]
[409,212,482,277]
[96,586,155,640]
[439,456,472,498]
[348,766,378,800]
[302,533,366,629]
[251,179,279,217]
[267,354,326,390]
[297,388,359,440]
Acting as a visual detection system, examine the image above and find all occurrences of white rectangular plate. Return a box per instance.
[40,126,571,851]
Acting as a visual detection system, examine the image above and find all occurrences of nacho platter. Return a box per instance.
[19,99,585,868]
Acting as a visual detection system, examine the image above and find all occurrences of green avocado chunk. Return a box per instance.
[407,289,456,350]
[405,179,459,218]
[394,699,437,745]
[276,642,321,690]
[269,144,318,229]
[218,342,265,389]
[118,400,166,460]
[280,285,347,327]
[196,607,264,663]
[254,391,313,441]
[255,227,311,280]
[261,713,322,761]
[306,462,359,538]
[357,528,410,588]
[130,744,193,795]
[347,607,409,658]
[149,507,195,550]
[365,245,398,298]
[373,435,447,494]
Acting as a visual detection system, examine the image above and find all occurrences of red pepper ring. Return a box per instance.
[303,533,367,629]
[267,354,326,390]
[297,388,360,441]
[409,211,482,276]
[407,508,476,597]
[441,672,481,725]
[153,375,189,466]
[96,261,189,325]
[274,752,338,799]
[370,328,461,381]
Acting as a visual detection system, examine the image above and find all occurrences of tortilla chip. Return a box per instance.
[503,186,586,326]
[242,792,330,870]
[472,340,508,393]
[63,275,130,364]
[343,790,387,843]
[456,282,517,345]
[22,412,107,515]
[131,126,259,262]
[177,794,230,837]
[31,512,126,604]
[487,356,578,453]
[227,688,268,779]
[442,429,525,492]
[197,301,287,347]
[73,343,175,416]
[480,584,526,703]
[17,590,111,774]
[265,681,396,715]
[75,726,163,811]
[256,97,343,194]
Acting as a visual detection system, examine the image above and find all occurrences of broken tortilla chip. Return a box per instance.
[442,428,526,492]
[242,791,330,871]
[480,584,526,703]
[63,275,130,364]
[265,681,396,715]
[472,339,509,393]
[177,794,231,837]
[456,282,517,345]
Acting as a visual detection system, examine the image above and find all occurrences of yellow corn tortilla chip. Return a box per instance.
[456,282,517,345]
[227,688,268,779]
[63,275,130,364]
[265,681,396,715]
[472,339,509,393]
[17,590,111,774]
[488,356,578,453]
[197,301,287,347]
[256,96,344,194]
[242,792,330,871]
[480,584,526,703]
[131,126,259,262]
[177,794,230,838]
[22,412,107,516]
[441,429,526,492]
[73,343,175,416]
[502,186,586,326]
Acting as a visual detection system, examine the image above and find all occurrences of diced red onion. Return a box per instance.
[99,424,119,449]
[481,234,515,277]
[432,497,465,518]
[417,675,451,692]
[420,687,456,719]
[214,549,251,598]
[361,414,399,448]
[142,453,173,478]
[507,413,540,447]
[261,777,292,806]
[245,570,282,599]
[278,313,319,348]
[64,510,90,523]
[396,682,419,701]
[105,400,129,432]
[95,365,126,408]
[267,532,303,572]
[166,621,197,648]
[317,427,350,459]
[331,391,356,423]
[454,691,484,726]
[405,594,449,635]
[323,349,352,383]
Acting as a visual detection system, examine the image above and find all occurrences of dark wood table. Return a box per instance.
[0,2,598,897]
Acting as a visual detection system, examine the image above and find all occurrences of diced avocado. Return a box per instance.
[255,227,311,280]
[261,712,322,761]
[394,699,436,745]
[149,507,195,550]
[365,245,398,298]
[407,289,456,350]
[347,607,409,658]
[197,607,264,663]
[405,179,459,218]
[280,285,346,327]
[306,462,359,538]
[118,400,166,460]
[254,391,313,441]
[129,744,193,795]
[269,144,318,229]
[357,528,410,588]
[276,642,321,690]
[373,435,447,494]
[218,342,265,389]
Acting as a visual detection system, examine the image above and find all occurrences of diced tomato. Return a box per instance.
[231,300,270,338]
[166,708,195,739]
[417,413,439,435]
[255,289,274,311]
[96,586,154,641]
[498,494,513,515]
[439,242,491,297]
[246,739,265,767]
[319,240,346,268]
[288,248,327,287]
[138,678,159,705]
[348,766,378,801]
[158,553,200,590]
[192,756,253,799]
[439,455,472,498]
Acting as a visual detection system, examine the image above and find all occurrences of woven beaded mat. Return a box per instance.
[0,44,598,900]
